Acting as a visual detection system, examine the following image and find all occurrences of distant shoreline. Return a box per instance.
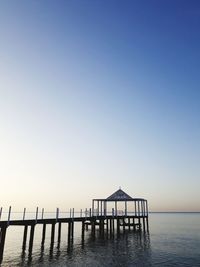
[149,211,200,214]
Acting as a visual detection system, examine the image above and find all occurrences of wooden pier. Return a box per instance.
[0,188,149,263]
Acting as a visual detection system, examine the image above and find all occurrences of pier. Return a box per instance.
[0,188,149,263]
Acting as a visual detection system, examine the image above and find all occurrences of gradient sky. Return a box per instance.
[0,1,200,212]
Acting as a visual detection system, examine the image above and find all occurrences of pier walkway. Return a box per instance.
[0,188,149,263]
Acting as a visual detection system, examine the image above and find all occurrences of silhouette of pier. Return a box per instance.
[0,189,149,263]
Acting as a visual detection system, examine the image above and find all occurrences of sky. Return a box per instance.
[0,1,200,212]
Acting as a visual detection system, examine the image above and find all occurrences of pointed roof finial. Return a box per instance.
[119,186,121,190]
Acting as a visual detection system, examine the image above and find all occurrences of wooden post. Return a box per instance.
[29,224,35,255]
[0,226,7,264]
[146,216,149,232]
[71,221,74,241]
[109,219,112,236]
[106,219,109,236]
[41,208,44,219]
[35,207,38,223]
[117,219,120,234]
[57,222,61,242]
[146,200,149,232]
[103,201,106,217]
[142,201,146,232]
[134,201,137,216]
[80,209,82,217]
[23,208,26,220]
[91,220,96,237]
[50,223,55,248]
[101,219,104,234]
[68,222,71,243]
[0,207,2,220]
[97,201,99,216]
[7,206,11,226]
[138,201,140,217]
[22,225,28,250]
[138,201,141,230]
[133,217,136,231]
[123,219,125,233]
[81,221,85,240]
[56,208,59,222]
[146,200,148,216]
[100,219,104,236]
[41,224,46,246]
[92,200,94,216]
[112,219,115,234]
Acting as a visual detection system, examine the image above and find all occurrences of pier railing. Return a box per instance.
[0,206,148,222]
[0,207,93,221]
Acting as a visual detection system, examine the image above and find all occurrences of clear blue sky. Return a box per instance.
[0,1,199,211]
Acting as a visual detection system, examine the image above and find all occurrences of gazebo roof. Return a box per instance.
[106,188,133,201]
[92,188,146,202]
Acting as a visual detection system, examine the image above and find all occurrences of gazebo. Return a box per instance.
[92,188,148,217]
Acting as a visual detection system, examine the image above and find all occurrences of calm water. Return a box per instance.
[1,213,200,266]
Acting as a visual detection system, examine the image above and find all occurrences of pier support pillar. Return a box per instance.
[29,224,35,255]
[50,223,55,249]
[117,219,120,234]
[99,219,104,236]
[22,225,28,251]
[57,222,62,246]
[106,219,109,236]
[41,224,46,247]
[68,222,71,244]
[146,217,149,232]
[81,221,85,241]
[91,220,96,237]
[123,219,125,233]
[143,217,146,232]
[133,218,136,231]
[138,217,141,231]
[109,219,112,235]
[0,226,7,264]
[71,222,74,241]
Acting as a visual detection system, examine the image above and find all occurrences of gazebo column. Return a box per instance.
[146,200,148,216]
[125,201,127,216]
[138,200,140,216]
[134,201,137,216]
[92,200,94,216]
[138,201,141,230]
[97,201,99,216]
[115,201,117,216]
[142,200,146,231]
[146,200,149,231]
[104,201,107,216]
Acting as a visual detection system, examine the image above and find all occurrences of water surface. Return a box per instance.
[1,213,200,266]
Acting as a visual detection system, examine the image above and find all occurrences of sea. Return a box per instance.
[1,213,200,267]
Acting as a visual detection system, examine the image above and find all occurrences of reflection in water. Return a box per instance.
[16,228,151,267]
